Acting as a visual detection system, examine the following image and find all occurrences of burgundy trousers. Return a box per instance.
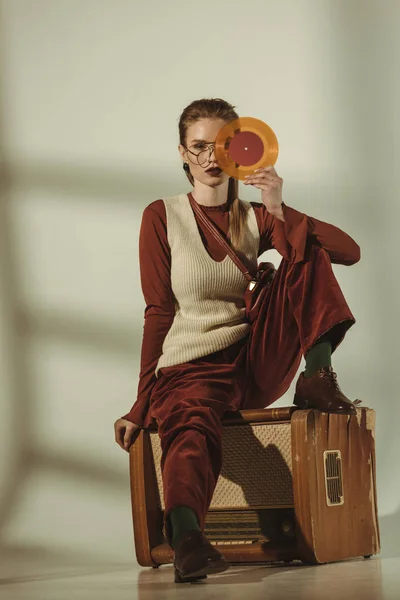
[148,245,356,545]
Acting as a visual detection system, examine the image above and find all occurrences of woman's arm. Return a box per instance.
[253,202,360,265]
[120,201,175,428]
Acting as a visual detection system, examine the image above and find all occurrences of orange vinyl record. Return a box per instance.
[214,117,279,181]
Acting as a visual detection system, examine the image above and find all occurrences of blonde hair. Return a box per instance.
[179,98,250,252]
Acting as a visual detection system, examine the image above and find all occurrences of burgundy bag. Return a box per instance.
[189,195,276,325]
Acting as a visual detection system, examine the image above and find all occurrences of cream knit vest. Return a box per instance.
[155,193,260,378]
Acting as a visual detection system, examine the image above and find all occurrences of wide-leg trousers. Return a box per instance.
[148,245,356,546]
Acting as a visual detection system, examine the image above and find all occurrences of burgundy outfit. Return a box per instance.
[122,193,360,544]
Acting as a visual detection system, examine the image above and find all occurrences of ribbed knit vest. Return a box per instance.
[155,193,260,378]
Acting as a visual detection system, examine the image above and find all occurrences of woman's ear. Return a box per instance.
[178,144,186,162]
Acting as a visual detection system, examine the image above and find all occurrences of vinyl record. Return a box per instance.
[214,117,279,181]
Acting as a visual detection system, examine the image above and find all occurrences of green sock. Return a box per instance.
[169,506,201,550]
[304,333,332,378]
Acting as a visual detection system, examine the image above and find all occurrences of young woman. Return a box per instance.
[114,98,360,583]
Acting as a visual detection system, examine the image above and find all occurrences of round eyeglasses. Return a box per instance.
[183,142,217,167]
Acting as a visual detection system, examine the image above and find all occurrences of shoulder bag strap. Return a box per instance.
[188,194,257,283]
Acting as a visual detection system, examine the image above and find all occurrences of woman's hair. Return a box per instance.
[178,98,250,252]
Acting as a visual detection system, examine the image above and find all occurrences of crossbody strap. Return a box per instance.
[188,194,257,282]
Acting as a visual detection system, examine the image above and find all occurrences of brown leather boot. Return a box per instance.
[293,366,359,415]
[173,529,230,583]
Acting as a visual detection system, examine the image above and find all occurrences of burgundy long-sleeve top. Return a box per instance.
[121,193,360,428]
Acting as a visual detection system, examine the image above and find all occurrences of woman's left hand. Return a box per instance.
[244,165,283,214]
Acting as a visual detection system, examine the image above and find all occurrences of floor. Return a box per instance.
[0,547,398,600]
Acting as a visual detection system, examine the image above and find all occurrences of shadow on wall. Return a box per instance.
[0,60,29,538]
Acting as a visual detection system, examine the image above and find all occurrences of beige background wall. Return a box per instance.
[0,0,398,567]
